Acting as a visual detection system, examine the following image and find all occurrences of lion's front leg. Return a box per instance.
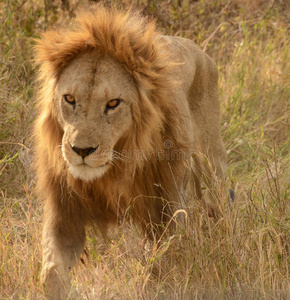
[41,213,86,300]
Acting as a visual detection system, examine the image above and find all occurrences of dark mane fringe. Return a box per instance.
[33,5,189,235]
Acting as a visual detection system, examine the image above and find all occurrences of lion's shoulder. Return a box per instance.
[158,35,218,92]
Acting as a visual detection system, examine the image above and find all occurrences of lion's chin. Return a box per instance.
[67,164,109,182]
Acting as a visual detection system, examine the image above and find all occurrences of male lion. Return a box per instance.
[34,5,227,299]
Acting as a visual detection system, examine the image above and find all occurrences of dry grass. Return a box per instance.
[0,0,289,299]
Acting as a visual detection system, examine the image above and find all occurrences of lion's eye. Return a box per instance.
[106,99,121,110]
[64,94,75,105]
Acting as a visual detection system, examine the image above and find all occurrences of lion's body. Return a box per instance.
[34,6,226,299]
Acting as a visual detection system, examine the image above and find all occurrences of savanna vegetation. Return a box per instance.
[0,0,289,299]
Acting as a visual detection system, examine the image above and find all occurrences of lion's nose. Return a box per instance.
[71,145,99,159]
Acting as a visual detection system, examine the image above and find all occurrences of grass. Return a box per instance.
[0,0,289,299]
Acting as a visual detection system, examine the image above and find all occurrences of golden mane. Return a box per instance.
[36,6,165,81]
[34,5,188,234]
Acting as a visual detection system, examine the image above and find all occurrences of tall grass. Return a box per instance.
[0,0,289,299]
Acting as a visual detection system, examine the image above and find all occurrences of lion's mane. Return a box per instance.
[34,5,188,233]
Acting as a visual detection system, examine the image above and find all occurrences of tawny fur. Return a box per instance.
[33,5,226,299]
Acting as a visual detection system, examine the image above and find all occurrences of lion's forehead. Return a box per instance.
[57,53,136,103]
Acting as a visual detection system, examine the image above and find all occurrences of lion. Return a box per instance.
[33,5,227,299]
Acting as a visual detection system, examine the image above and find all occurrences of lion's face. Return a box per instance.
[55,52,137,181]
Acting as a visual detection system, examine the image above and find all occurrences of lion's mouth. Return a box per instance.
[62,145,112,181]
[79,161,109,168]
